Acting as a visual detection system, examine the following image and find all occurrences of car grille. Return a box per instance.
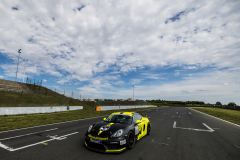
[88,142,106,151]
[105,144,121,150]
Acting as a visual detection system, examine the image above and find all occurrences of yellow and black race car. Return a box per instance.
[84,111,151,153]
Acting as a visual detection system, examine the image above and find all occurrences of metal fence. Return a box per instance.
[93,101,151,109]
[26,77,42,86]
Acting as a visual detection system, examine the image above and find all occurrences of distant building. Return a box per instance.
[83,98,89,101]
[128,98,133,101]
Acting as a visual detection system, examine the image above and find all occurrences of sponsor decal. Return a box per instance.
[88,134,108,140]
[120,139,126,145]
[98,123,114,135]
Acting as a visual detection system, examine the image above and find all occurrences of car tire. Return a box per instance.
[147,123,151,135]
[126,131,135,149]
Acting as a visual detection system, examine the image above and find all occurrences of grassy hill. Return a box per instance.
[0,84,94,109]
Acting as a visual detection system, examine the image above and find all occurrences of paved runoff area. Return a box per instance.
[0,107,240,160]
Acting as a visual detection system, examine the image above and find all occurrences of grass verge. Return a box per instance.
[0,91,94,109]
[191,107,240,125]
[0,107,157,132]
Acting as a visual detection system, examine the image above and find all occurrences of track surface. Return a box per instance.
[0,107,240,160]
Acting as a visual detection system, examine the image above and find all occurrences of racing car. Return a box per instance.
[84,111,151,153]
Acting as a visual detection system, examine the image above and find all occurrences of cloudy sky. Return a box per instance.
[0,0,239,105]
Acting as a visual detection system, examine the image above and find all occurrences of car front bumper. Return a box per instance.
[84,135,127,153]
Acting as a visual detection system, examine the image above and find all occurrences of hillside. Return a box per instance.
[0,79,94,109]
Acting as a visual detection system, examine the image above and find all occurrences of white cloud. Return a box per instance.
[131,79,143,85]
[141,73,162,79]
[1,0,239,83]
[43,79,47,82]
[0,75,4,79]
[0,0,239,104]
[183,66,197,70]
[76,68,240,105]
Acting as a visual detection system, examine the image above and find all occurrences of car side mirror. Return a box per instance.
[103,118,106,121]
[136,120,141,124]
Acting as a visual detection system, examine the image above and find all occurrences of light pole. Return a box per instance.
[15,49,21,82]
[133,85,134,101]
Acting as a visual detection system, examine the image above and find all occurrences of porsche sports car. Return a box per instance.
[84,111,151,153]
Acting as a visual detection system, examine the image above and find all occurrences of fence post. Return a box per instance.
[20,90,23,107]
[44,90,46,106]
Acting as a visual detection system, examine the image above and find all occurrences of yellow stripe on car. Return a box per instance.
[85,142,88,146]
[106,147,126,152]
[88,134,108,140]
[107,123,114,126]
[122,112,134,115]
[112,112,121,114]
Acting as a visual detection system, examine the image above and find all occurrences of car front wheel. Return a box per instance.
[147,124,151,135]
[126,131,135,149]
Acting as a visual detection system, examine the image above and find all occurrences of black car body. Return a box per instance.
[84,111,151,153]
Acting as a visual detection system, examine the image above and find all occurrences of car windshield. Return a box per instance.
[105,114,133,124]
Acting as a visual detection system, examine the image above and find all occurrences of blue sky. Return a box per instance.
[0,0,240,105]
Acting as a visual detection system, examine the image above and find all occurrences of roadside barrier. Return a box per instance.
[96,106,101,111]
[99,105,157,111]
[0,106,83,115]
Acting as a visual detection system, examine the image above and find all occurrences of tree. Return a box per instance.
[216,101,222,106]
[228,102,236,106]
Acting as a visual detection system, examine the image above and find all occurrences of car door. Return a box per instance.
[135,114,145,139]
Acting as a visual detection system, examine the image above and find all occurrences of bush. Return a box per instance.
[228,102,236,106]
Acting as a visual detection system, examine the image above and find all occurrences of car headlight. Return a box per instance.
[88,125,93,132]
[112,129,124,137]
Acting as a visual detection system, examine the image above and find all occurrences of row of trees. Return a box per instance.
[146,99,205,105]
[145,99,237,106]
[215,101,237,106]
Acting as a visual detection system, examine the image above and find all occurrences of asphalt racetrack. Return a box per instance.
[0,107,240,160]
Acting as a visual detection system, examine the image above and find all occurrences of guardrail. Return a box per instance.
[96,105,157,111]
[0,106,83,115]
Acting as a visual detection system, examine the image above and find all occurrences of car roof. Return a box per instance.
[111,112,135,116]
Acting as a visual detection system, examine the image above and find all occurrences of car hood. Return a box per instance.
[90,121,130,137]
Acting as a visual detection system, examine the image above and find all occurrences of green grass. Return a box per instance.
[0,107,158,132]
[0,91,93,109]
[191,107,240,125]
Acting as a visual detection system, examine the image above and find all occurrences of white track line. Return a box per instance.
[234,145,240,149]
[0,142,14,151]
[173,121,214,132]
[173,121,176,128]
[0,132,78,151]
[189,112,191,114]
[0,128,58,141]
[202,123,214,132]
[189,108,240,128]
